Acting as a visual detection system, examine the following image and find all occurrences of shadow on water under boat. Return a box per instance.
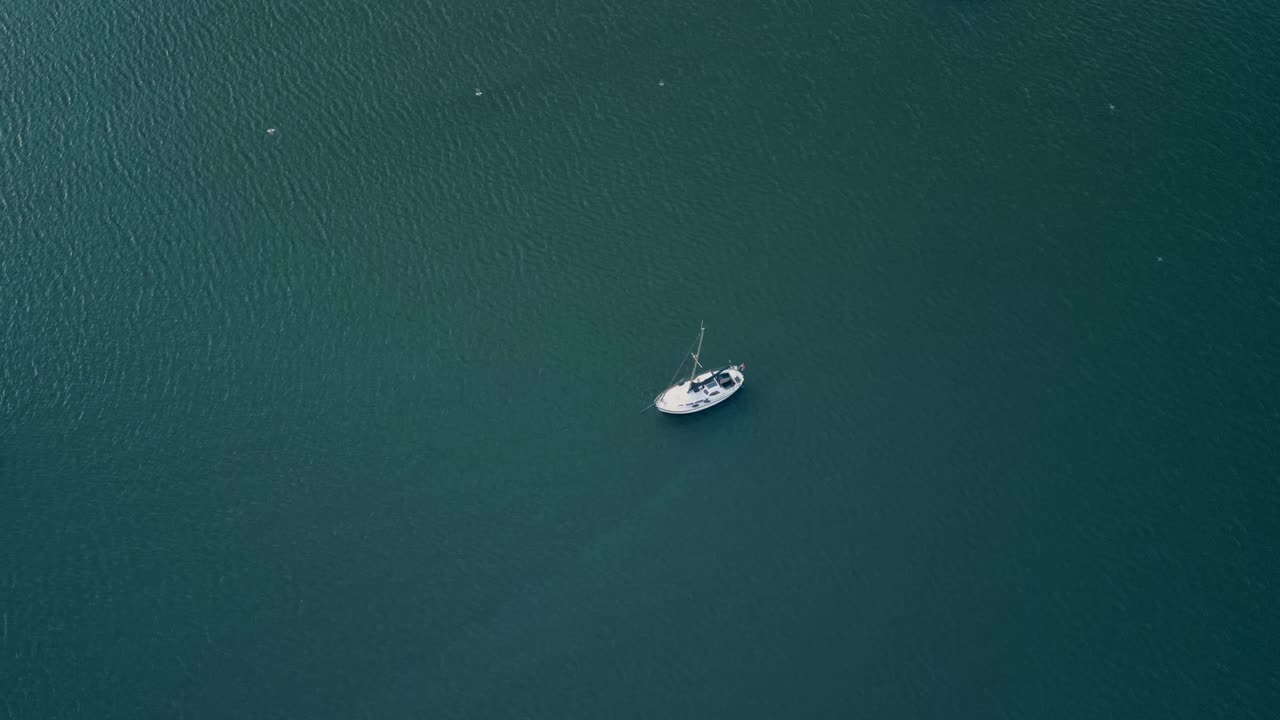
[647,391,756,481]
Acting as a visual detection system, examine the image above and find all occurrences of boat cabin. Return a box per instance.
[689,368,738,394]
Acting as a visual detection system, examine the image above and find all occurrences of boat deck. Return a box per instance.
[655,366,745,414]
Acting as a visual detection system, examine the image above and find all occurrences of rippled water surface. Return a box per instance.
[3,0,1278,717]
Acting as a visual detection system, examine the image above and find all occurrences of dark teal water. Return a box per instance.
[3,0,1278,717]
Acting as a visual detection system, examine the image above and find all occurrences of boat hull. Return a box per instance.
[655,366,745,415]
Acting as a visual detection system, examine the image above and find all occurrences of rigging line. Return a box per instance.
[666,334,700,389]
[640,332,702,413]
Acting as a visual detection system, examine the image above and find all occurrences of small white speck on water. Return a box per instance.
[266,127,277,135]
[1108,103,1116,111]
[474,88,483,96]
[658,80,665,86]
[1157,256,1164,262]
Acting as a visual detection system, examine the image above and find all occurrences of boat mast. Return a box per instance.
[689,321,705,382]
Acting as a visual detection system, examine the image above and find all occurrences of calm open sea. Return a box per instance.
[3,0,1278,717]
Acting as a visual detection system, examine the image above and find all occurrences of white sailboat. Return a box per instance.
[654,322,746,415]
